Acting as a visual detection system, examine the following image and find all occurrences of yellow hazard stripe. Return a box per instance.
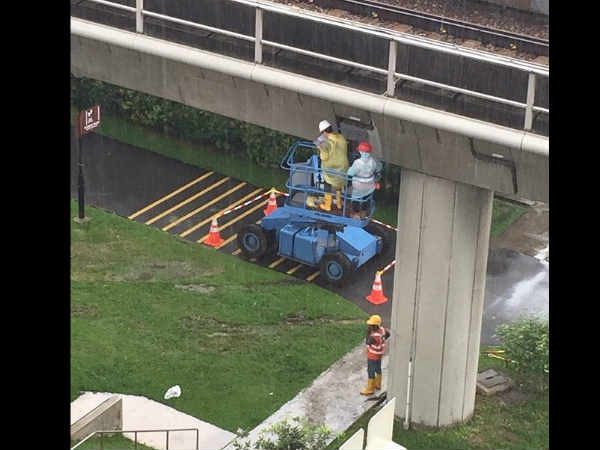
[306,271,320,282]
[232,249,242,256]
[179,188,264,238]
[162,181,247,231]
[127,172,214,220]
[145,177,230,225]
[269,257,286,269]
[197,200,268,243]
[286,263,303,275]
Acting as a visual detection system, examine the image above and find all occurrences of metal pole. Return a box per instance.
[166,430,169,450]
[386,40,398,97]
[136,0,144,33]
[76,124,85,220]
[255,7,263,63]
[135,431,138,449]
[524,72,536,130]
[196,429,199,450]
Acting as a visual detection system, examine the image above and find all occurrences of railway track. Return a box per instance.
[312,0,548,58]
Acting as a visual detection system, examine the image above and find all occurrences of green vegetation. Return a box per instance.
[491,198,527,238]
[326,349,549,450]
[71,201,366,433]
[233,417,333,450]
[495,318,549,381]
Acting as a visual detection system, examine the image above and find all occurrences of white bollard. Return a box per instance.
[365,398,407,450]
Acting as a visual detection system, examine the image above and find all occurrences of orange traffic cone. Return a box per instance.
[264,191,278,215]
[204,217,225,248]
[366,271,388,305]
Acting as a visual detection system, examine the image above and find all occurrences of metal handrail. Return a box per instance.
[70,427,200,450]
[76,0,549,131]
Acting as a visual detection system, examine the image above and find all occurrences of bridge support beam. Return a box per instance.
[388,169,493,427]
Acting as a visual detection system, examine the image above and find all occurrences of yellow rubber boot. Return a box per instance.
[374,373,382,390]
[320,193,332,211]
[335,190,342,210]
[360,378,375,395]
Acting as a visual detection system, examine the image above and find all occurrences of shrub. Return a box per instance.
[232,417,333,450]
[494,317,549,375]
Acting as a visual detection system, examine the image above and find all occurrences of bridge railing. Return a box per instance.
[77,0,549,132]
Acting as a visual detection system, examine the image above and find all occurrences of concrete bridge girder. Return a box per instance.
[71,18,548,203]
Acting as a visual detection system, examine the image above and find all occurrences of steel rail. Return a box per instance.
[71,428,200,450]
[313,0,548,56]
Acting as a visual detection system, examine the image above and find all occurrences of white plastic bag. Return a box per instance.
[164,385,181,400]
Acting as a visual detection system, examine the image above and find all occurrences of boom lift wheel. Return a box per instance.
[320,251,352,286]
[238,224,269,259]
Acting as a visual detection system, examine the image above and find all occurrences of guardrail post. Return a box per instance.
[524,72,536,130]
[255,7,263,64]
[386,40,398,97]
[136,0,144,33]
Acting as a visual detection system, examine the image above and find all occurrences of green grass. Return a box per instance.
[327,352,548,450]
[491,198,528,238]
[71,201,366,433]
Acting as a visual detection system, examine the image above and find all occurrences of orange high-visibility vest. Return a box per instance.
[366,326,387,360]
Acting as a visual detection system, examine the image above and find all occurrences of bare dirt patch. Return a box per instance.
[175,284,216,294]
[71,304,99,318]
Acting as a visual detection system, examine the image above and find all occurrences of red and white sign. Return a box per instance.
[78,105,101,136]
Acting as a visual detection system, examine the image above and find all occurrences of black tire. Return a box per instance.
[320,252,352,286]
[365,222,388,255]
[237,224,269,259]
[265,229,278,256]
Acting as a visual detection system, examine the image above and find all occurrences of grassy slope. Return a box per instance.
[71,201,366,432]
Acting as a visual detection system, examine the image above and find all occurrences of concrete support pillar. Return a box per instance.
[387,169,493,427]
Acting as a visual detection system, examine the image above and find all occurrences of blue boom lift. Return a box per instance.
[237,140,386,285]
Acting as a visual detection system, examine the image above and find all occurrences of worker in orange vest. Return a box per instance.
[360,314,391,395]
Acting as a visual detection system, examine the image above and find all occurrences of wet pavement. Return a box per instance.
[71,130,548,346]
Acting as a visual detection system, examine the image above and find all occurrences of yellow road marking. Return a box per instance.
[286,263,303,275]
[145,176,230,225]
[269,257,286,269]
[179,188,264,238]
[216,233,238,249]
[306,271,320,282]
[127,172,214,219]
[197,200,268,243]
[162,181,247,231]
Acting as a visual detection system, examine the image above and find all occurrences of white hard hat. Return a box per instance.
[319,120,332,133]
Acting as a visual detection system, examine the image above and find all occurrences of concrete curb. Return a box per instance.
[224,343,388,449]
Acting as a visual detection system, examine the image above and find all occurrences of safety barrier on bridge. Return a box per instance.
[76,0,548,132]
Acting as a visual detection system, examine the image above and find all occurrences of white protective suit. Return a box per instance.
[347,152,382,198]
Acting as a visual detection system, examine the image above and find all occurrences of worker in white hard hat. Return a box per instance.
[360,314,391,395]
[314,120,349,211]
[346,141,382,218]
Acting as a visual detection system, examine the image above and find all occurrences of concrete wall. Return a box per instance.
[71,395,123,442]
[70,20,548,202]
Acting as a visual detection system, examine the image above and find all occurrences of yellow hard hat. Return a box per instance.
[366,315,381,326]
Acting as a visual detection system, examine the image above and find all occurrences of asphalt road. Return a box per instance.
[71,130,548,345]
